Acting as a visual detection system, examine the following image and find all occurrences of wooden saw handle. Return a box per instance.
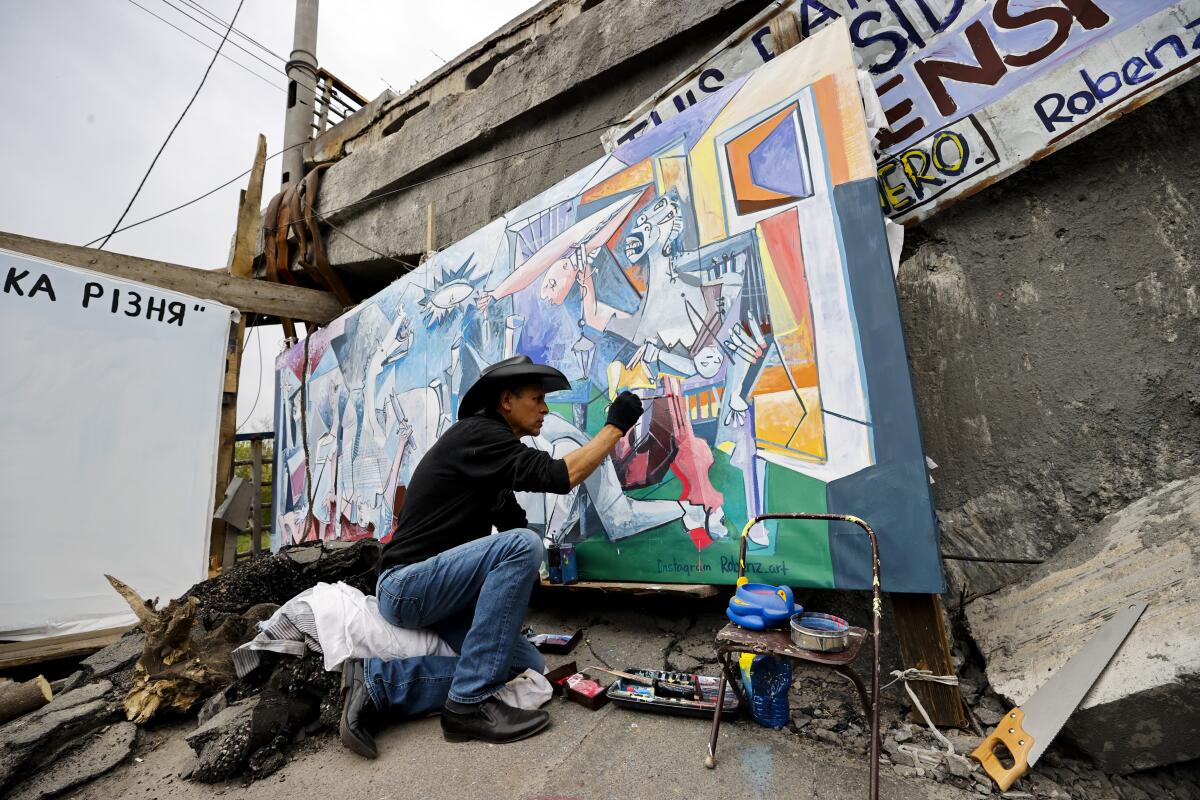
[970,707,1034,791]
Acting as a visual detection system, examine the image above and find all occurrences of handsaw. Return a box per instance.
[972,601,1147,790]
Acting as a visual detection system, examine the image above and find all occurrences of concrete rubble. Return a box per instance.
[966,475,1200,773]
[6,722,136,800]
[0,679,123,796]
[0,543,1196,798]
[0,534,1195,796]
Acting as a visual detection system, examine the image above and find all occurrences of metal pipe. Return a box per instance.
[282,0,319,189]
[739,513,882,800]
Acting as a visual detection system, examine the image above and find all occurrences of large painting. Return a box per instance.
[273,21,943,592]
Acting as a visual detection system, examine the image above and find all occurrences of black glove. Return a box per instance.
[606,391,645,434]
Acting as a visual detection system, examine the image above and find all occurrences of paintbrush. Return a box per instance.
[589,666,654,685]
[589,666,700,699]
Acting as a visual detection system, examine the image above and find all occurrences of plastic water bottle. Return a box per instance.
[746,655,792,728]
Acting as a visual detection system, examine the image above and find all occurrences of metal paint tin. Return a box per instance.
[789,612,851,652]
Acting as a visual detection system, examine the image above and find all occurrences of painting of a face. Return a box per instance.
[624,195,680,263]
[539,256,576,304]
[693,345,723,378]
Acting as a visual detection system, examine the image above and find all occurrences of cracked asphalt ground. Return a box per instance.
[71,591,972,800]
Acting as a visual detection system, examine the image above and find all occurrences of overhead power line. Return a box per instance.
[81,142,305,247]
[179,0,288,63]
[125,0,282,94]
[84,115,616,251]
[155,0,289,84]
[97,0,248,250]
[156,0,356,114]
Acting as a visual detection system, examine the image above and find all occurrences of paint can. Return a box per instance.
[546,543,578,585]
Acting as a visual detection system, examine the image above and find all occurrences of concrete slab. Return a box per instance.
[71,698,972,800]
[6,721,136,800]
[79,633,144,679]
[966,475,1200,773]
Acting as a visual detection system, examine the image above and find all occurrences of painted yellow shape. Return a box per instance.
[716,440,736,455]
[606,359,655,398]
[656,154,690,199]
[755,386,826,463]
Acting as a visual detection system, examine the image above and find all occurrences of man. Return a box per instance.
[340,355,645,756]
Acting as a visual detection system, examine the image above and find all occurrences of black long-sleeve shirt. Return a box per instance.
[377,411,571,573]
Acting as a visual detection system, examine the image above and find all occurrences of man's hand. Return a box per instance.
[605,391,645,434]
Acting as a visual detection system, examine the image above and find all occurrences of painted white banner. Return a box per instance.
[607,0,1200,224]
[0,249,235,639]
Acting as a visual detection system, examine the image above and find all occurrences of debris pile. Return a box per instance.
[967,475,1200,772]
[783,622,1200,799]
[0,540,379,795]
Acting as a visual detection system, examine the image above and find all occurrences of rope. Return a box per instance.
[882,668,960,754]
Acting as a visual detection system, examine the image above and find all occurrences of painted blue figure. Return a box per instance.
[339,355,646,757]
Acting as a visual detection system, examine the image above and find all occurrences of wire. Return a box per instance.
[155,0,290,84]
[179,0,288,63]
[316,119,616,219]
[81,142,305,247]
[304,120,616,266]
[86,119,613,250]
[125,0,282,94]
[311,212,418,270]
[98,0,247,251]
[126,0,351,117]
[162,0,359,116]
[941,553,1044,564]
[236,317,265,431]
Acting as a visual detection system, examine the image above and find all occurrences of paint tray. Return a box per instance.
[605,668,739,719]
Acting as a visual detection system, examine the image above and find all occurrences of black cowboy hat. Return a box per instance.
[457,355,571,419]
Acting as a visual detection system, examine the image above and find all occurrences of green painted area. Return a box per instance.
[573,448,835,587]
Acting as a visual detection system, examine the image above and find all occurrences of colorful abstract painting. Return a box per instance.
[273,22,943,592]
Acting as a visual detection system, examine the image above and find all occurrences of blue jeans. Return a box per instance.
[364,529,546,713]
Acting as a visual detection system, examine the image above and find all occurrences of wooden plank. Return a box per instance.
[0,626,133,670]
[0,230,343,324]
[229,134,267,281]
[210,321,243,572]
[538,580,718,598]
[891,593,969,728]
[768,11,803,52]
[211,138,268,573]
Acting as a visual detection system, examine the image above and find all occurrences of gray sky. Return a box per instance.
[0,0,538,430]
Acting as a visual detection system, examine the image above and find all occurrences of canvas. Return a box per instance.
[273,21,943,592]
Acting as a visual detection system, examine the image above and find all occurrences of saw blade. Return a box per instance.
[1021,601,1146,765]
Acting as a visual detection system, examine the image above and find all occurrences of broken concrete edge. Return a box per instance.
[311,0,576,165]
[4,722,137,800]
[313,0,762,217]
[965,474,1200,773]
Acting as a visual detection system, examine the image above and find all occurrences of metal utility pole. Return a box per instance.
[282,0,319,189]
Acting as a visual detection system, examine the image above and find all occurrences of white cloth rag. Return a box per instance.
[234,581,551,710]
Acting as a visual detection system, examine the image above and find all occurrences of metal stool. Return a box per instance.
[703,513,882,800]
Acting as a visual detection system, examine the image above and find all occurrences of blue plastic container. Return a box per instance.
[743,654,792,728]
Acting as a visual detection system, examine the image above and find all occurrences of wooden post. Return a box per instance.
[251,437,264,556]
[319,78,332,134]
[768,10,803,54]
[891,593,969,728]
[210,135,268,573]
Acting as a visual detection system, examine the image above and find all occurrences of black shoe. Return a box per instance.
[441,697,551,744]
[339,659,378,758]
